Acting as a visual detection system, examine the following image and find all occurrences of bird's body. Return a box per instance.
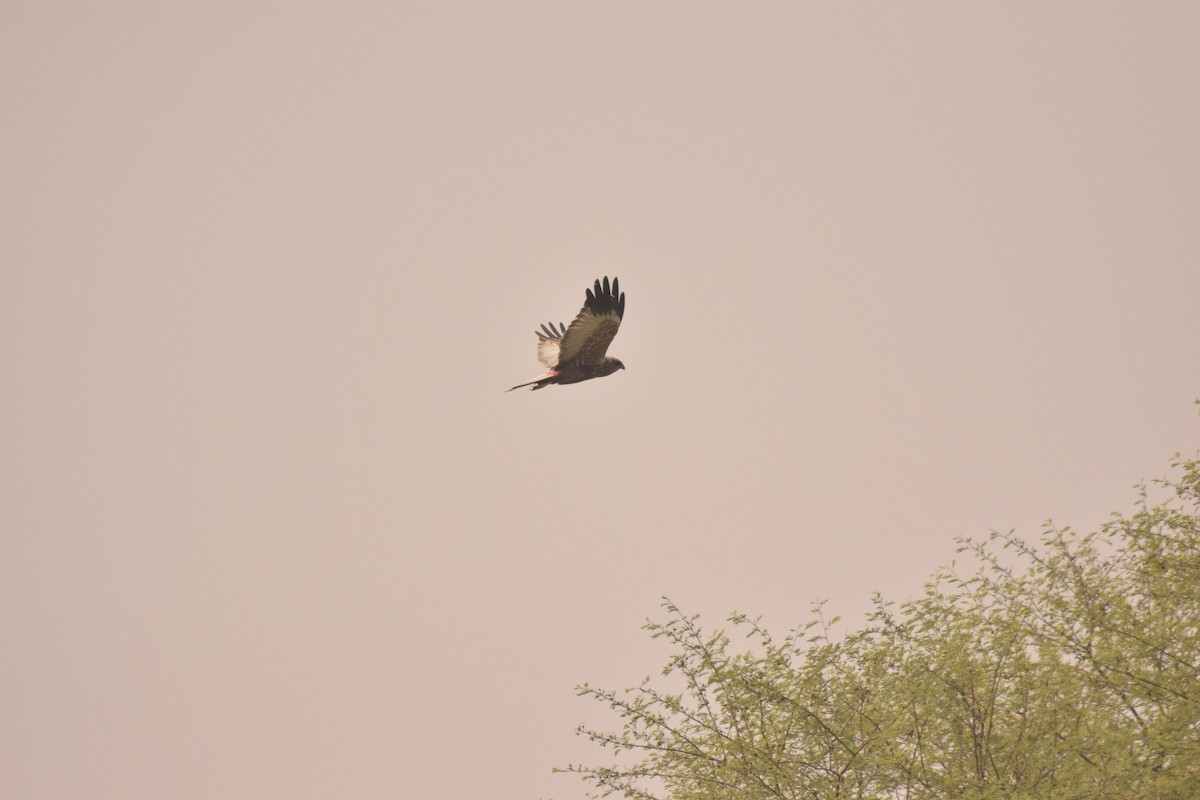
[508,277,626,392]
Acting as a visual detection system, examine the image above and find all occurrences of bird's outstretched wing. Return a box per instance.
[556,277,625,366]
[535,321,567,369]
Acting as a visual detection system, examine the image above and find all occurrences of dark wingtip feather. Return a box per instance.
[584,276,625,319]
[537,321,568,340]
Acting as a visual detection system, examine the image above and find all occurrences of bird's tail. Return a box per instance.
[507,371,557,392]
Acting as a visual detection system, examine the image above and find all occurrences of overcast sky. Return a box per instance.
[3,3,1198,799]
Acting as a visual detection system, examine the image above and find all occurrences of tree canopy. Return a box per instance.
[558,453,1200,799]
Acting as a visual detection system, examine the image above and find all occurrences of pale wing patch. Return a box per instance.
[536,336,560,368]
[534,321,566,368]
[557,310,621,365]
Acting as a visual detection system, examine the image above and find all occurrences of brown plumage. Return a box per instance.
[508,276,626,392]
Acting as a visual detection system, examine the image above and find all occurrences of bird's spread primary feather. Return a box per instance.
[508,277,626,392]
[535,321,566,369]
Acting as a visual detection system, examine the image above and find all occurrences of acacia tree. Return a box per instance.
[557,454,1200,799]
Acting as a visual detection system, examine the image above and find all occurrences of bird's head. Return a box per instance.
[601,356,625,377]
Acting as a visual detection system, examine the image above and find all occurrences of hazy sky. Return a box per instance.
[3,3,1198,799]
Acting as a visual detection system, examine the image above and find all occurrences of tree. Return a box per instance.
[557,453,1200,799]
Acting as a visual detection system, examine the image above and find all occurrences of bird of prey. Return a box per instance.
[508,276,626,392]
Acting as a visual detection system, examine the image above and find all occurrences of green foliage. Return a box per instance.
[557,454,1200,799]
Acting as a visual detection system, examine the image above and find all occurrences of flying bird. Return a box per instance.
[508,276,626,392]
